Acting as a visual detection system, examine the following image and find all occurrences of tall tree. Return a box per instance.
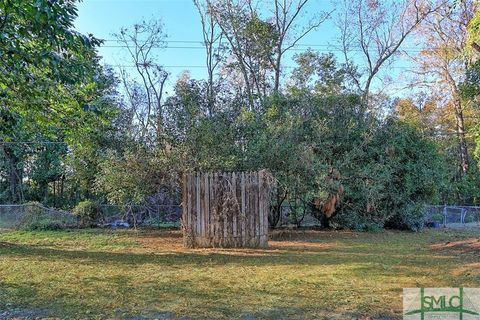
[337,0,437,105]
[193,0,225,115]
[209,0,279,109]
[410,0,477,175]
[270,0,331,94]
[114,20,169,145]
[0,0,113,204]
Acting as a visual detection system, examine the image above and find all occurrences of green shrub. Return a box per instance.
[23,219,63,231]
[385,203,426,232]
[73,200,100,227]
[16,202,65,231]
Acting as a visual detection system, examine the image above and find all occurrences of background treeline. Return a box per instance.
[1,0,480,230]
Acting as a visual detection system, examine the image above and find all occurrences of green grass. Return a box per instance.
[0,228,479,319]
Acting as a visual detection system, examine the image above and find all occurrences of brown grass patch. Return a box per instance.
[430,238,480,255]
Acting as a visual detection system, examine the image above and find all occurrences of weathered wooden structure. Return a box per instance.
[182,171,271,248]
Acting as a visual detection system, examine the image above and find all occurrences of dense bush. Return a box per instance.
[23,219,64,231]
[338,120,442,231]
[15,202,65,231]
[385,203,426,231]
[254,95,444,231]
[73,200,100,227]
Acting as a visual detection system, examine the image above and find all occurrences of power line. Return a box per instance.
[100,39,429,51]
[110,64,417,70]
[99,43,427,53]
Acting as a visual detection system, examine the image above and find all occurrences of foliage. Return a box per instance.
[0,0,120,205]
[15,202,64,231]
[460,60,480,103]
[94,147,179,206]
[73,200,100,227]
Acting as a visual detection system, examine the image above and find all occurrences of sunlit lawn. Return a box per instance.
[0,228,479,319]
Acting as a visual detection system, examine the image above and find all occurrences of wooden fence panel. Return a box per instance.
[182,171,271,248]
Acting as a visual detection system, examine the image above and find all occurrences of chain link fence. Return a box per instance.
[97,204,181,228]
[0,203,76,230]
[0,203,181,230]
[424,205,480,229]
[2,203,480,230]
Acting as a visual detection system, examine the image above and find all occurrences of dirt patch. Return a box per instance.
[135,230,184,251]
[430,238,480,255]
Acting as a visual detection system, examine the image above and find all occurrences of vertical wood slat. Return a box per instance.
[204,173,209,239]
[187,174,192,233]
[209,173,215,242]
[253,172,260,243]
[241,172,246,246]
[232,172,237,239]
[223,172,228,241]
[252,173,256,243]
[191,173,196,237]
[196,173,201,239]
[182,174,187,227]
[259,171,264,240]
[182,171,270,248]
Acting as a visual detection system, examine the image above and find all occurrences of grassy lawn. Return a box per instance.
[0,228,479,319]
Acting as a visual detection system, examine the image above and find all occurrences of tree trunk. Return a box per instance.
[269,188,286,228]
[4,146,23,203]
[321,214,331,229]
[453,96,469,175]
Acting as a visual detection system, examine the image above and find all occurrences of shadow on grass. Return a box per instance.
[0,239,446,271]
[0,229,475,319]
[0,276,333,320]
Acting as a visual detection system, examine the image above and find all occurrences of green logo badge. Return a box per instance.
[404,288,480,319]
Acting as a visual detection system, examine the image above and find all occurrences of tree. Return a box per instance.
[467,3,480,53]
[288,50,351,96]
[0,0,117,204]
[193,0,226,114]
[114,19,169,145]
[269,0,331,94]
[409,0,477,175]
[337,0,437,105]
[208,0,279,109]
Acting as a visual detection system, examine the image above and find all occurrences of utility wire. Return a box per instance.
[100,39,430,52]
[108,64,417,70]
[99,43,428,53]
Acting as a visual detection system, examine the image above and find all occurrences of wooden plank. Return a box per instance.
[241,172,246,246]
[258,171,264,237]
[213,172,219,246]
[232,172,237,239]
[222,173,227,242]
[182,170,271,248]
[200,172,204,239]
[209,172,215,245]
[255,172,260,241]
[196,173,200,239]
[182,173,187,229]
[204,173,209,239]
[265,172,270,238]
[260,171,268,247]
[190,173,194,238]
[187,174,192,233]
[249,172,253,244]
